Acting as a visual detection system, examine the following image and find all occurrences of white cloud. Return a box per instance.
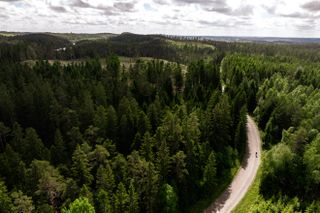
[0,0,319,37]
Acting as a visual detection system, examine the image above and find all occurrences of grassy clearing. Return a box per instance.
[232,153,263,213]
[0,32,18,37]
[189,159,240,213]
[138,57,188,73]
[166,39,215,50]
[50,33,116,43]
[22,57,187,72]
[23,59,83,67]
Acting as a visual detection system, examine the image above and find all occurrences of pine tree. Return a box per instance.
[72,145,93,186]
[207,95,232,150]
[0,144,27,189]
[161,111,183,153]
[144,163,159,213]
[140,132,154,162]
[0,84,15,125]
[96,189,112,213]
[80,91,95,128]
[156,139,171,181]
[128,180,139,213]
[137,111,151,135]
[0,122,10,152]
[171,151,188,183]
[96,164,115,193]
[203,152,217,193]
[106,106,118,140]
[79,184,94,205]
[93,106,108,138]
[9,122,24,154]
[90,145,110,168]
[114,182,129,213]
[160,183,178,213]
[23,128,50,164]
[93,82,107,107]
[50,129,67,165]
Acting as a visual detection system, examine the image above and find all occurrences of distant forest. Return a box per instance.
[0,33,320,212]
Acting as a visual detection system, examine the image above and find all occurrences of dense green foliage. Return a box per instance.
[0,47,247,212]
[2,32,320,212]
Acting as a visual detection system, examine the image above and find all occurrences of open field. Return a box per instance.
[50,33,117,43]
[166,39,215,50]
[0,32,21,37]
[22,56,188,73]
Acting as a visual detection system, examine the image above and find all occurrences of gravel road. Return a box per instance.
[204,115,261,213]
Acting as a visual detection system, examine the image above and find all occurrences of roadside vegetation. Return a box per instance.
[223,54,320,211]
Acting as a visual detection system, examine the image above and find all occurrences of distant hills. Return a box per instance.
[0,31,319,63]
[1,31,319,44]
[200,36,320,44]
[0,32,179,62]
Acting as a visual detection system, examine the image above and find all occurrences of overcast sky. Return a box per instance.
[0,0,319,37]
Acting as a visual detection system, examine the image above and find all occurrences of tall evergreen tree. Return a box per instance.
[50,129,67,165]
[203,152,217,194]
[95,189,112,213]
[71,145,93,186]
[23,128,50,164]
[114,182,129,213]
[96,164,115,194]
[128,180,139,213]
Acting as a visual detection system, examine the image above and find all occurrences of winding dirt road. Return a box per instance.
[204,115,261,213]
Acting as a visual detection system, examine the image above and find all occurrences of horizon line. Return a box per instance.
[1,30,319,40]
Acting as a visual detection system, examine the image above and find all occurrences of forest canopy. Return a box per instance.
[0,43,247,212]
[1,32,320,212]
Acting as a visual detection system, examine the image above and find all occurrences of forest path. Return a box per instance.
[204,115,261,213]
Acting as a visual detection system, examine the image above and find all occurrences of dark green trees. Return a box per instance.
[0,53,252,212]
[202,152,217,193]
[114,182,129,213]
[50,129,67,165]
[23,128,50,164]
[72,145,93,186]
[160,184,178,213]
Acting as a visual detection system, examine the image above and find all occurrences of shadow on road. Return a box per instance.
[205,132,251,213]
[204,188,232,213]
[241,125,251,169]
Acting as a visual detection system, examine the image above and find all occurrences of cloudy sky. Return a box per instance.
[0,0,319,37]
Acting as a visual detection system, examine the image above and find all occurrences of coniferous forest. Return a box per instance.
[1,32,320,212]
